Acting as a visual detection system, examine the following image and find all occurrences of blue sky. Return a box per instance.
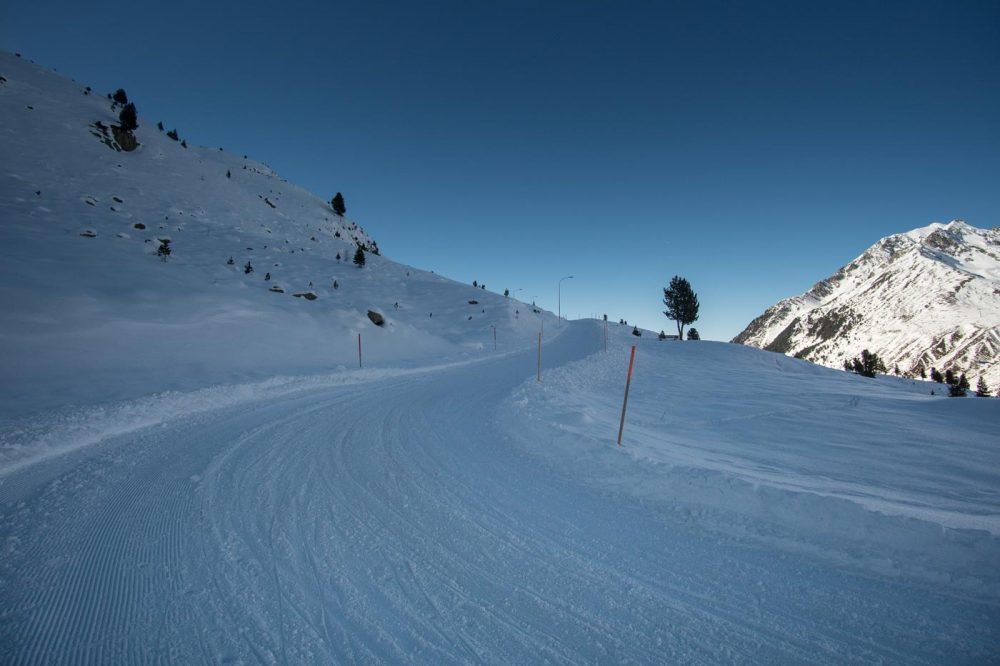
[4,0,999,339]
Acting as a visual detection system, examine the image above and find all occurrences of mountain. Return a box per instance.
[0,50,555,416]
[733,220,1000,388]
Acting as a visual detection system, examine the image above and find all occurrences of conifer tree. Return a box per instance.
[945,369,956,385]
[687,328,700,340]
[156,239,171,261]
[113,88,128,105]
[976,377,990,397]
[847,349,886,378]
[118,103,138,132]
[930,367,944,383]
[353,245,366,267]
[663,275,699,340]
[244,261,253,274]
[332,192,346,216]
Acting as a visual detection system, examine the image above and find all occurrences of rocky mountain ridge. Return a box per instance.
[733,220,1000,389]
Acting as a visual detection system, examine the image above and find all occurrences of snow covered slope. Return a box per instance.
[0,50,555,416]
[733,220,1000,387]
[2,321,998,663]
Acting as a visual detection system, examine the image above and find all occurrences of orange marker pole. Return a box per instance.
[358,333,362,369]
[537,331,542,382]
[617,345,636,446]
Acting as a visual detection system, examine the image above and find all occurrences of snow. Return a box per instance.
[2,51,1000,663]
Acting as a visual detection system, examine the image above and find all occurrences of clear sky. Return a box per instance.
[4,0,999,339]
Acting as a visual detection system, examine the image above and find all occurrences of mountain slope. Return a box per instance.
[0,50,555,416]
[733,220,1000,388]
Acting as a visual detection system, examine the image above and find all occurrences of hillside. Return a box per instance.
[733,220,1000,388]
[0,50,555,416]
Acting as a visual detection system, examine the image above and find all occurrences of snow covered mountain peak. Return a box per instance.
[733,220,1000,387]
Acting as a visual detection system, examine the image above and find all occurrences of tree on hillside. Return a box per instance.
[113,88,128,105]
[846,349,886,378]
[353,245,366,267]
[332,192,346,216]
[945,369,956,385]
[687,328,700,340]
[930,367,943,383]
[118,103,138,132]
[976,377,990,397]
[663,276,699,340]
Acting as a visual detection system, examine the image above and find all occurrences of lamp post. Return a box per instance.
[558,275,574,322]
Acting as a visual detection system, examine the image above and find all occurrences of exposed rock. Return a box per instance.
[367,310,385,326]
[293,291,317,300]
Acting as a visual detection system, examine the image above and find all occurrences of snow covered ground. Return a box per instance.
[2,50,1000,664]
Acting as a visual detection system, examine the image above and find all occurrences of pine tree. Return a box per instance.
[945,369,956,385]
[244,261,253,274]
[930,367,944,383]
[112,88,128,105]
[157,121,164,131]
[353,245,365,267]
[632,326,641,337]
[332,192,346,216]
[156,239,171,261]
[118,103,138,132]
[658,330,667,341]
[958,373,970,392]
[663,275,699,340]
[976,377,990,397]
[333,280,339,289]
[847,349,886,378]
[687,328,700,340]
[504,288,509,297]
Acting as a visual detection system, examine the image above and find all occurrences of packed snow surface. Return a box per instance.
[2,323,999,664]
[2,50,999,664]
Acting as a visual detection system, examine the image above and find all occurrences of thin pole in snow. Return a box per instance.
[604,319,608,352]
[358,333,362,369]
[492,325,497,351]
[617,345,636,446]
[537,331,542,382]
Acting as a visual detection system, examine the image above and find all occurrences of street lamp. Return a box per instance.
[558,275,574,321]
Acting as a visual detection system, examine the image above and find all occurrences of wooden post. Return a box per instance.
[537,331,542,382]
[617,345,636,446]
[358,333,362,369]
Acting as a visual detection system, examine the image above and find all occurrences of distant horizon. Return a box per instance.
[3,1,998,340]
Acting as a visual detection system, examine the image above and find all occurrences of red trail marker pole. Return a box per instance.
[358,333,362,369]
[537,331,542,382]
[617,345,636,446]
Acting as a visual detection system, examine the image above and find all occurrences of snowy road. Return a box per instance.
[1,322,997,664]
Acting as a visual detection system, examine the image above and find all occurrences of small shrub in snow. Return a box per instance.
[244,261,253,274]
[264,272,271,281]
[156,238,171,261]
[353,245,365,267]
[632,326,642,337]
[226,256,234,265]
[166,129,179,141]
